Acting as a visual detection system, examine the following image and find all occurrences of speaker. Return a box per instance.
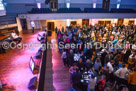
[28,77,37,90]
[35,49,42,59]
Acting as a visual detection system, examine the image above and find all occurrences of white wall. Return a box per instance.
[46,19,82,29]
[40,20,46,30]
[0,10,6,16]
[18,13,136,20]
[40,19,82,30]
[16,17,22,32]
[58,0,92,4]
[89,19,99,25]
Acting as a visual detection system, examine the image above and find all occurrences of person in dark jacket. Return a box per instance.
[101,49,107,66]
[68,50,74,66]
[77,58,84,73]
[85,48,93,59]
[80,51,86,63]
[124,49,131,63]
[72,68,82,90]
[85,59,93,71]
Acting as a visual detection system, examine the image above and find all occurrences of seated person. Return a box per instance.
[11,30,22,43]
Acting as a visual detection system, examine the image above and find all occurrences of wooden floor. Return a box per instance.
[44,31,71,91]
[0,30,42,91]
[0,30,71,91]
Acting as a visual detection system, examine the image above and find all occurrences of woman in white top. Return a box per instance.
[112,30,116,35]
[11,30,22,43]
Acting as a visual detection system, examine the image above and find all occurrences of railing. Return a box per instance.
[37,36,47,91]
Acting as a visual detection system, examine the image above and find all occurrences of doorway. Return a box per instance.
[71,21,77,26]
[47,22,55,31]
[129,20,134,25]
[118,19,124,25]
[20,19,27,30]
[82,19,89,26]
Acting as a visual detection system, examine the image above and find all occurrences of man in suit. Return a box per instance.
[101,49,107,66]
[105,53,113,64]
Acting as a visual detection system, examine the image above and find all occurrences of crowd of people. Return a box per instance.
[56,23,136,91]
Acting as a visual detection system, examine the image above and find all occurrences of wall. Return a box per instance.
[58,0,92,4]
[89,18,136,25]
[123,18,135,25]
[18,13,136,20]
[0,24,17,29]
[89,19,99,25]
[4,0,46,3]
[16,17,22,32]
[58,0,103,9]
[40,19,82,30]
[40,20,46,30]
[40,19,135,30]
[4,3,49,14]
[3,0,136,13]
[110,0,136,10]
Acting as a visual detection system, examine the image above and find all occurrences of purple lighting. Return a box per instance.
[93,3,96,8]
[37,3,41,9]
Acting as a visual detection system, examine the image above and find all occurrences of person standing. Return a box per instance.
[31,21,35,33]
[88,74,97,91]
[72,68,82,90]
[55,27,58,33]
[61,49,67,67]
[128,68,136,91]
[115,63,129,85]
